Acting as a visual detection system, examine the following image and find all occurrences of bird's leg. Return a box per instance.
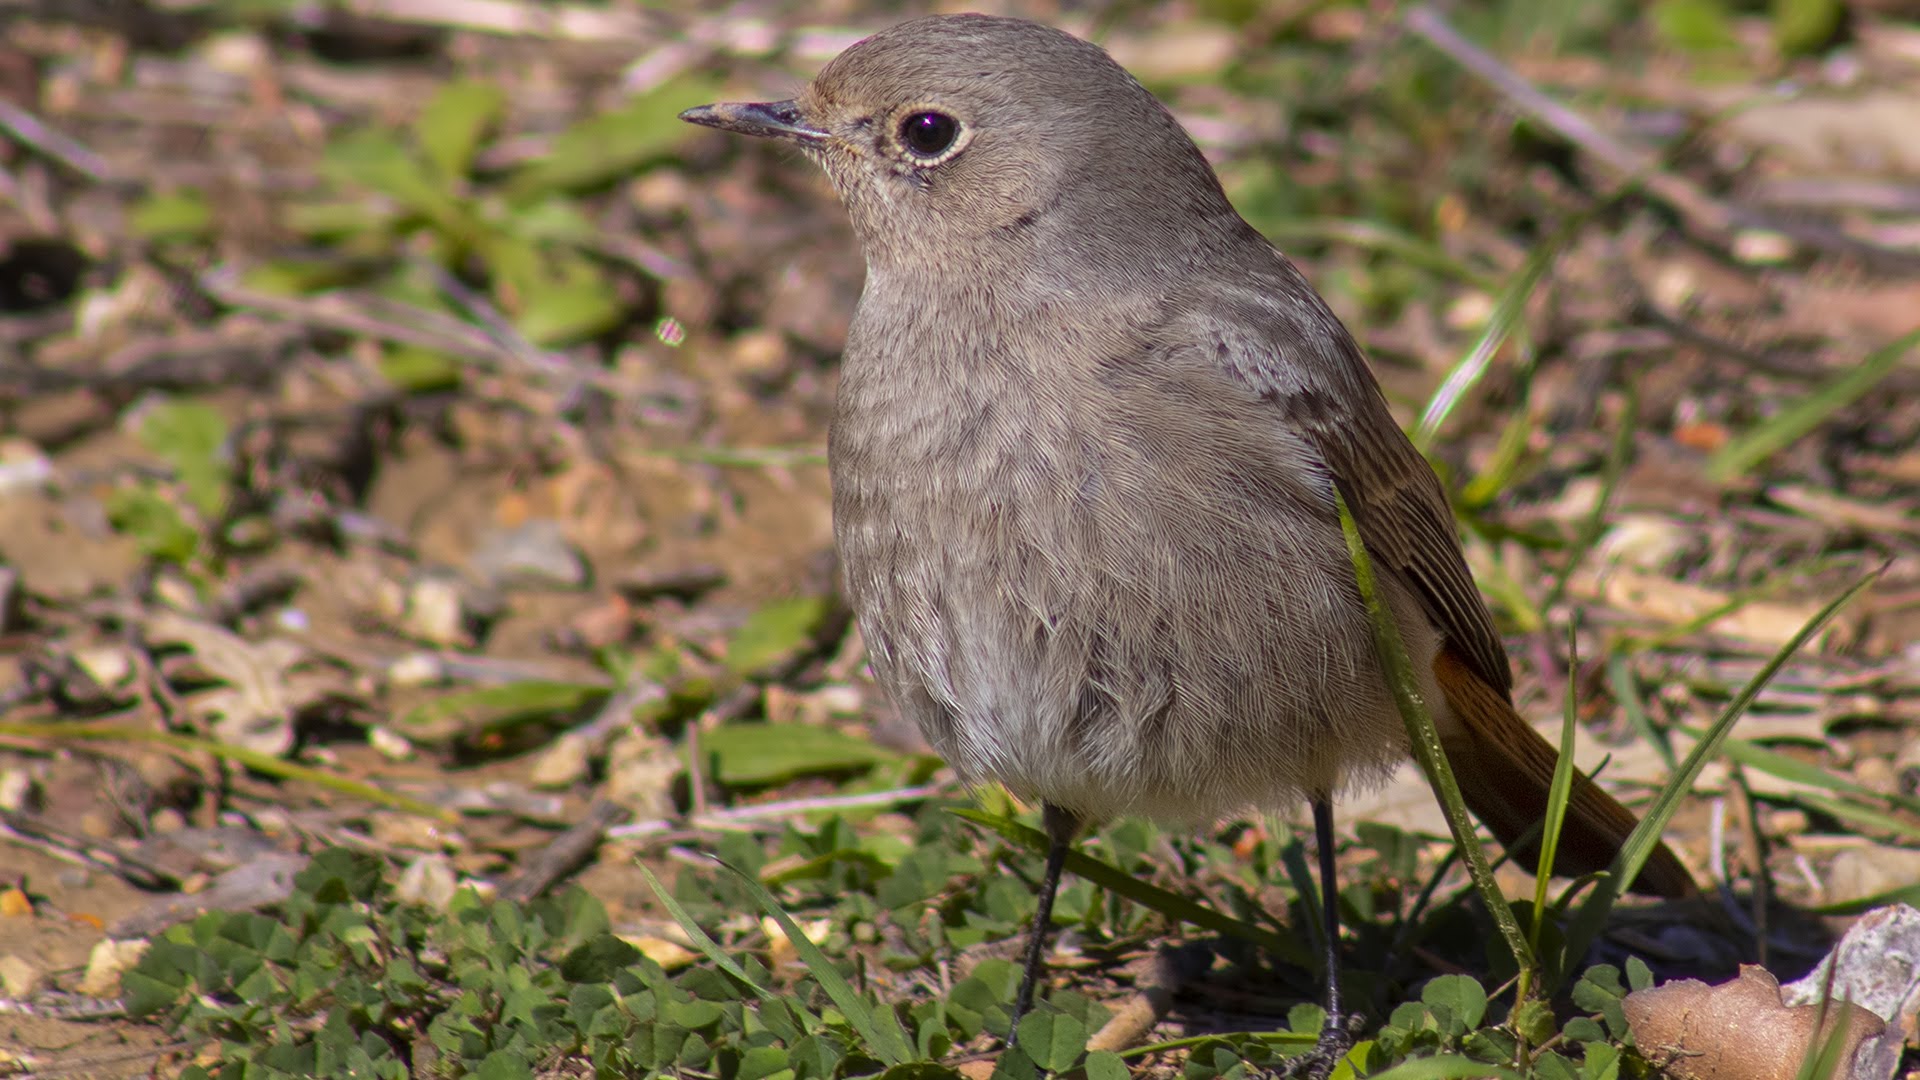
[1282,796,1358,1079]
[1007,803,1079,1048]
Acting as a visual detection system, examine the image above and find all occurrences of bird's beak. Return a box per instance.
[679,100,829,143]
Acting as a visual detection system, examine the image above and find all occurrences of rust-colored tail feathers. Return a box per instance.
[1432,646,1697,899]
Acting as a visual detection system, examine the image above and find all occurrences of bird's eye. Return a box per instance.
[898,111,960,159]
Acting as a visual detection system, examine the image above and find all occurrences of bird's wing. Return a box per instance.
[1160,259,1513,698]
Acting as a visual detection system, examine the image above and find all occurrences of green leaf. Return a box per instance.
[474,1048,533,1080]
[1708,327,1920,481]
[105,485,199,564]
[1625,956,1654,992]
[876,1064,964,1080]
[508,260,625,347]
[1361,1056,1516,1080]
[281,197,402,240]
[495,196,598,244]
[700,722,897,786]
[417,79,504,183]
[1014,1011,1087,1073]
[378,346,464,393]
[1772,0,1844,55]
[139,399,231,520]
[989,1043,1040,1080]
[397,680,608,745]
[1581,1041,1620,1080]
[1511,997,1556,1046]
[741,1047,797,1080]
[726,596,830,677]
[1083,1050,1129,1080]
[240,257,368,295]
[1652,0,1739,52]
[325,128,445,210]
[1421,974,1487,1035]
[324,127,476,243]
[131,190,214,241]
[556,934,640,983]
[1561,1017,1606,1044]
[509,76,724,198]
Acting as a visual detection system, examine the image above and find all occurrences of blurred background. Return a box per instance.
[1,0,1918,1072]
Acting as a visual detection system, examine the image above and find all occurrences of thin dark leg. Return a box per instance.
[1007,803,1078,1048]
[1284,795,1356,1078]
[1312,796,1345,1034]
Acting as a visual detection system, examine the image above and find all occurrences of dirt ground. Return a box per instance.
[2,0,1920,1075]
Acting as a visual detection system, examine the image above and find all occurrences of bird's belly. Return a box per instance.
[831,391,1419,825]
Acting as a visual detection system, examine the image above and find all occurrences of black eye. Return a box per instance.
[899,111,960,159]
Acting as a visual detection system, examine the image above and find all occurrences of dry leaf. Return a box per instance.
[1625,965,1884,1080]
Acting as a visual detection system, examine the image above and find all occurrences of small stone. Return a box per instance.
[1826,845,1920,906]
[728,329,789,380]
[368,726,414,761]
[72,644,135,692]
[402,573,472,647]
[471,520,588,591]
[530,732,592,789]
[628,935,696,971]
[387,652,444,687]
[0,954,40,997]
[78,939,149,997]
[1596,514,1693,572]
[607,729,679,818]
[368,812,459,852]
[394,854,459,911]
[1732,229,1795,265]
[0,767,35,813]
[1444,291,1495,332]
[1852,755,1895,794]
[1765,807,1809,836]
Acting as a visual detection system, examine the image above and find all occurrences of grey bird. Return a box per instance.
[682,12,1694,1066]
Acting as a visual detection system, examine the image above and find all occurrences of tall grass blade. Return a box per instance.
[1336,489,1535,982]
[1564,569,1878,961]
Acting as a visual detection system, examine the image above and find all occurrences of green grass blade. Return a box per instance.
[1335,489,1535,981]
[1795,793,1920,845]
[1711,734,1920,817]
[1261,218,1498,289]
[1809,881,1920,917]
[1565,569,1878,959]
[1540,387,1638,618]
[949,807,1315,967]
[1608,655,1677,773]
[713,857,918,1065]
[1707,327,1920,483]
[1529,624,1582,965]
[637,864,782,1004]
[1412,221,1576,452]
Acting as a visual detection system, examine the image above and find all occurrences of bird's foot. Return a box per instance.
[1274,1013,1362,1080]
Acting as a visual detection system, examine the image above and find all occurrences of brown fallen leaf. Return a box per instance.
[1624,965,1884,1080]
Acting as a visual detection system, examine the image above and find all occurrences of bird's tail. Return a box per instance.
[1431,645,1697,899]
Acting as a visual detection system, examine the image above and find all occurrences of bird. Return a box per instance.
[681,12,1695,1067]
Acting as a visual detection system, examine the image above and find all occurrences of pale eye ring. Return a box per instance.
[899,111,960,159]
